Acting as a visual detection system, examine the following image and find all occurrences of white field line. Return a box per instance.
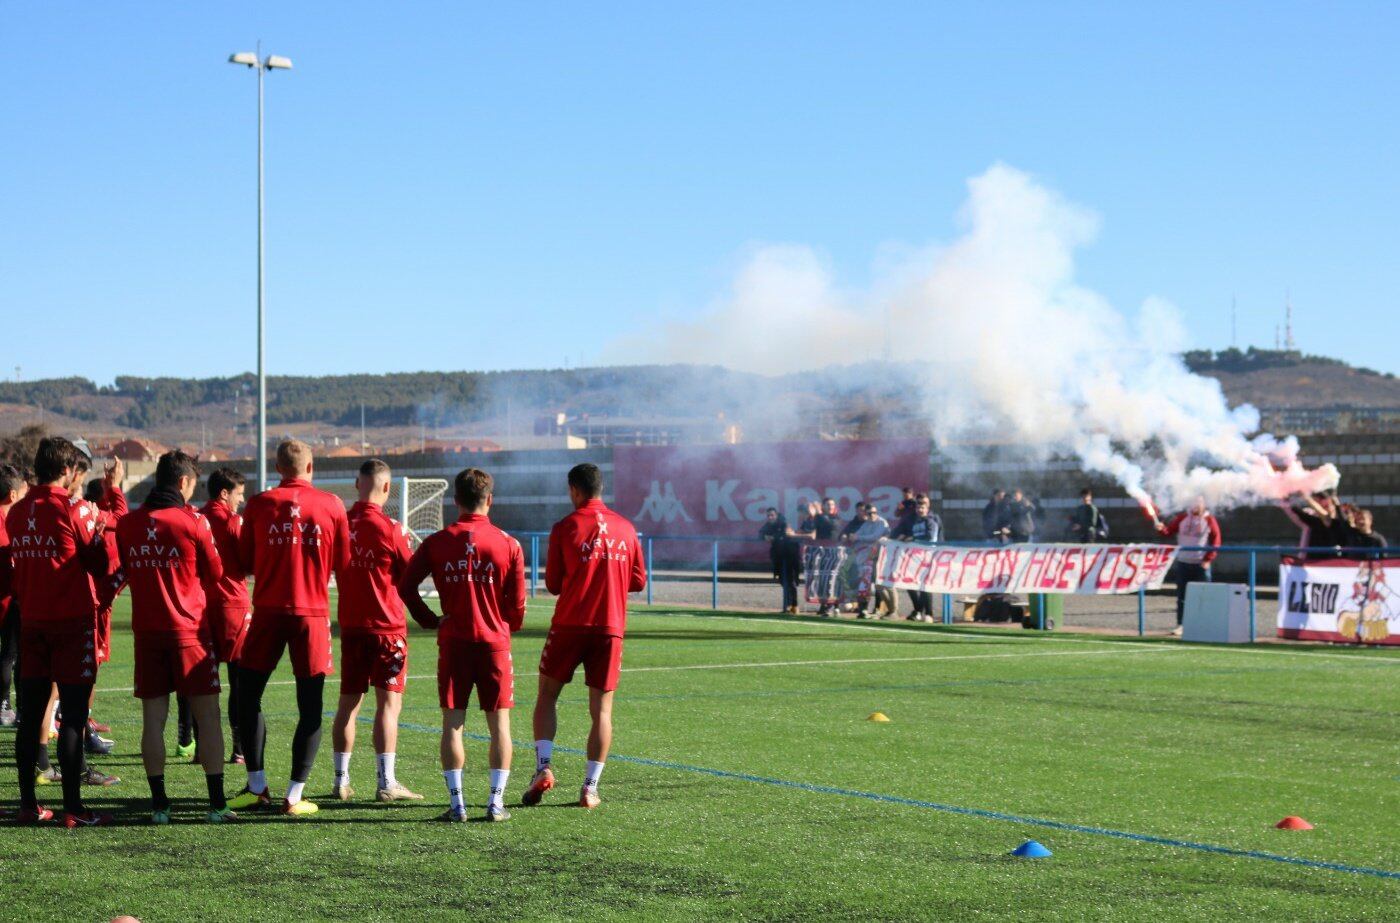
[93,644,1178,695]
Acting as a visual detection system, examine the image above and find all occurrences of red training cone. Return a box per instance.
[1275,816,1314,830]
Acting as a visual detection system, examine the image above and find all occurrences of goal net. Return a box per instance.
[317,476,449,547]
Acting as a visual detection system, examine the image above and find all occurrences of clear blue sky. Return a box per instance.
[3,1,1397,383]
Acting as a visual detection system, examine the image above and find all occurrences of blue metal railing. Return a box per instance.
[507,531,1389,644]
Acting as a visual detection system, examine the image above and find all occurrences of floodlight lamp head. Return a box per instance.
[229,52,258,67]
[265,55,293,70]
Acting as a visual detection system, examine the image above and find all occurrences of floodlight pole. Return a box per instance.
[229,45,290,491]
[256,50,267,492]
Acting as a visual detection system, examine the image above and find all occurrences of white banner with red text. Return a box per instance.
[1277,556,1400,645]
[874,541,1179,595]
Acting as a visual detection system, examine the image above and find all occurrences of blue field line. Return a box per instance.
[368,714,1400,882]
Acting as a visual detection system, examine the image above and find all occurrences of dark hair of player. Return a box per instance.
[1080,487,1093,498]
[83,479,104,503]
[0,463,24,498]
[359,458,391,481]
[155,450,200,489]
[567,463,603,499]
[34,436,79,484]
[454,468,493,510]
[208,467,246,499]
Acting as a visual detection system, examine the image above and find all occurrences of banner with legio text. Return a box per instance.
[1277,556,1400,645]
[874,541,1179,595]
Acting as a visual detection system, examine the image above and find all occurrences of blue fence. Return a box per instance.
[508,532,1390,644]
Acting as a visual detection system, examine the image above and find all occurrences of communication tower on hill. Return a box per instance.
[1284,291,1296,351]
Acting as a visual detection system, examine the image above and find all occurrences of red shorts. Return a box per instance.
[340,631,409,695]
[133,635,220,699]
[239,611,335,678]
[539,629,623,692]
[437,640,514,711]
[19,619,99,685]
[96,606,112,665]
[203,605,252,664]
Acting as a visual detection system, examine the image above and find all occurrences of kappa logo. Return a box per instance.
[82,669,93,678]
[463,533,477,557]
[146,527,159,541]
[635,480,692,523]
[349,529,358,543]
[290,505,301,519]
[27,517,36,531]
[597,513,611,534]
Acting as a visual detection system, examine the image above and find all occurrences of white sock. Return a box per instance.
[443,769,465,813]
[488,769,509,810]
[247,769,267,794]
[535,739,553,772]
[584,760,605,792]
[377,752,397,790]
[333,751,351,787]
[286,780,306,805]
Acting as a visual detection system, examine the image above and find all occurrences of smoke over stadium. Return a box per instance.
[633,164,1340,512]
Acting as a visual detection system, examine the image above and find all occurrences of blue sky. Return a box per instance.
[3,1,1397,383]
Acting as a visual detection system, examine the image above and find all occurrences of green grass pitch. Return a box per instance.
[1,597,1396,921]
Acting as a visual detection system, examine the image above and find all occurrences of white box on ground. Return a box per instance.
[1181,583,1251,643]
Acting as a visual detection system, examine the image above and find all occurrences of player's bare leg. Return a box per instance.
[330,691,363,799]
[190,693,233,822]
[373,688,420,801]
[483,709,511,821]
[438,708,468,821]
[140,696,172,823]
[580,687,613,808]
[523,675,563,805]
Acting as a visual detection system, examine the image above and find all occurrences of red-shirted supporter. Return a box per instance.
[118,450,234,823]
[5,437,114,827]
[523,463,646,810]
[0,463,28,728]
[329,459,420,804]
[199,466,251,764]
[228,439,350,817]
[400,467,526,822]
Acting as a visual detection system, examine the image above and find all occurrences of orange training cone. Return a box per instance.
[1275,816,1314,830]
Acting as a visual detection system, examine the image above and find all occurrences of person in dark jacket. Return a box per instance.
[982,489,1006,543]
[759,508,801,614]
[893,495,942,622]
[1003,489,1037,543]
[1068,488,1109,543]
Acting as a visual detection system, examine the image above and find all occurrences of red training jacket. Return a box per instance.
[544,499,646,636]
[0,506,13,620]
[337,501,413,634]
[237,477,350,618]
[92,485,128,612]
[4,485,110,624]
[400,513,526,648]
[117,504,223,639]
[200,498,250,611]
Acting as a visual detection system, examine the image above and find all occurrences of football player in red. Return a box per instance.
[199,467,252,764]
[5,437,115,826]
[78,454,126,758]
[229,440,350,816]
[0,463,28,727]
[523,463,646,810]
[400,468,526,822]
[330,459,420,803]
[118,451,233,823]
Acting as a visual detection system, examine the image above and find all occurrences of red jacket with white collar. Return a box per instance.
[544,499,646,636]
[337,501,413,634]
[237,477,350,617]
[400,512,526,648]
[4,485,110,624]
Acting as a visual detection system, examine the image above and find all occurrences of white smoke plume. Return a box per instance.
[634,163,1339,512]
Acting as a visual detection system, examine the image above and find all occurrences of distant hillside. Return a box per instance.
[1184,347,1400,409]
[0,350,1395,453]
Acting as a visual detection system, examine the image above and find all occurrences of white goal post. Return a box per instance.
[316,476,449,546]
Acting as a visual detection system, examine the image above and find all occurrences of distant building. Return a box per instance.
[111,437,169,462]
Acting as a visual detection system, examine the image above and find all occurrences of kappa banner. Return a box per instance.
[875,541,1178,595]
[614,440,930,562]
[1277,556,1400,645]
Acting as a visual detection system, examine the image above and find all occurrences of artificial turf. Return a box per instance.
[1,597,1396,921]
